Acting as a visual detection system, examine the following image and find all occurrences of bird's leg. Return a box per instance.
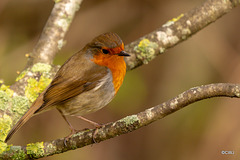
[76,116,101,128]
[58,109,78,146]
[76,116,102,143]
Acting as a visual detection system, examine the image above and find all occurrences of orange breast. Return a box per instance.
[92,53,126,94]
[107,56,126,93]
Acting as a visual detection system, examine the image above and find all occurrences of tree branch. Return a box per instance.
[27,0,83,67]
[1,0,83,128]
[1,83,240,159]
[0,0,83,155]
[124,0,239,70]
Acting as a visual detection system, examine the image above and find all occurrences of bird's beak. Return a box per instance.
[118,50,130,56]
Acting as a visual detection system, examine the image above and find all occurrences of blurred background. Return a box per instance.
[1,0,240,159]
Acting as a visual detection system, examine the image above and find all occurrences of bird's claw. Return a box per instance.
[64,137,69,147]
[92,124,103,144]
[63,129,79,147]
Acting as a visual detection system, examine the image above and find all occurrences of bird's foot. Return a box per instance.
[63,128,79,146]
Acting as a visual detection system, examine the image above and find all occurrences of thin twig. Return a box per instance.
[27,0,83,66]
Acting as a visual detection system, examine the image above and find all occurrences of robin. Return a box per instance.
[5,32,130,142]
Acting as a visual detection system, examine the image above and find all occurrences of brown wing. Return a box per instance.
[35,51,108,113]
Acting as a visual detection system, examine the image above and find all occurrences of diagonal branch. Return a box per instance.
[124,0,239,70]
[4,0,83,125]
[2,83,240,159]
[0,0,83,156]
[27,0,83,67]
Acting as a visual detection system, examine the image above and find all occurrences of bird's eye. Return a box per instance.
[102,49,109,54]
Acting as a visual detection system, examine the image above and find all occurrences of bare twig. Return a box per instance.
[27,0,83,66]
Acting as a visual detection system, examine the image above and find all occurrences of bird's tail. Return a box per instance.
[4,94,44,142]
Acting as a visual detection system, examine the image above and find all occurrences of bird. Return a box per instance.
[5,32,130,142]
